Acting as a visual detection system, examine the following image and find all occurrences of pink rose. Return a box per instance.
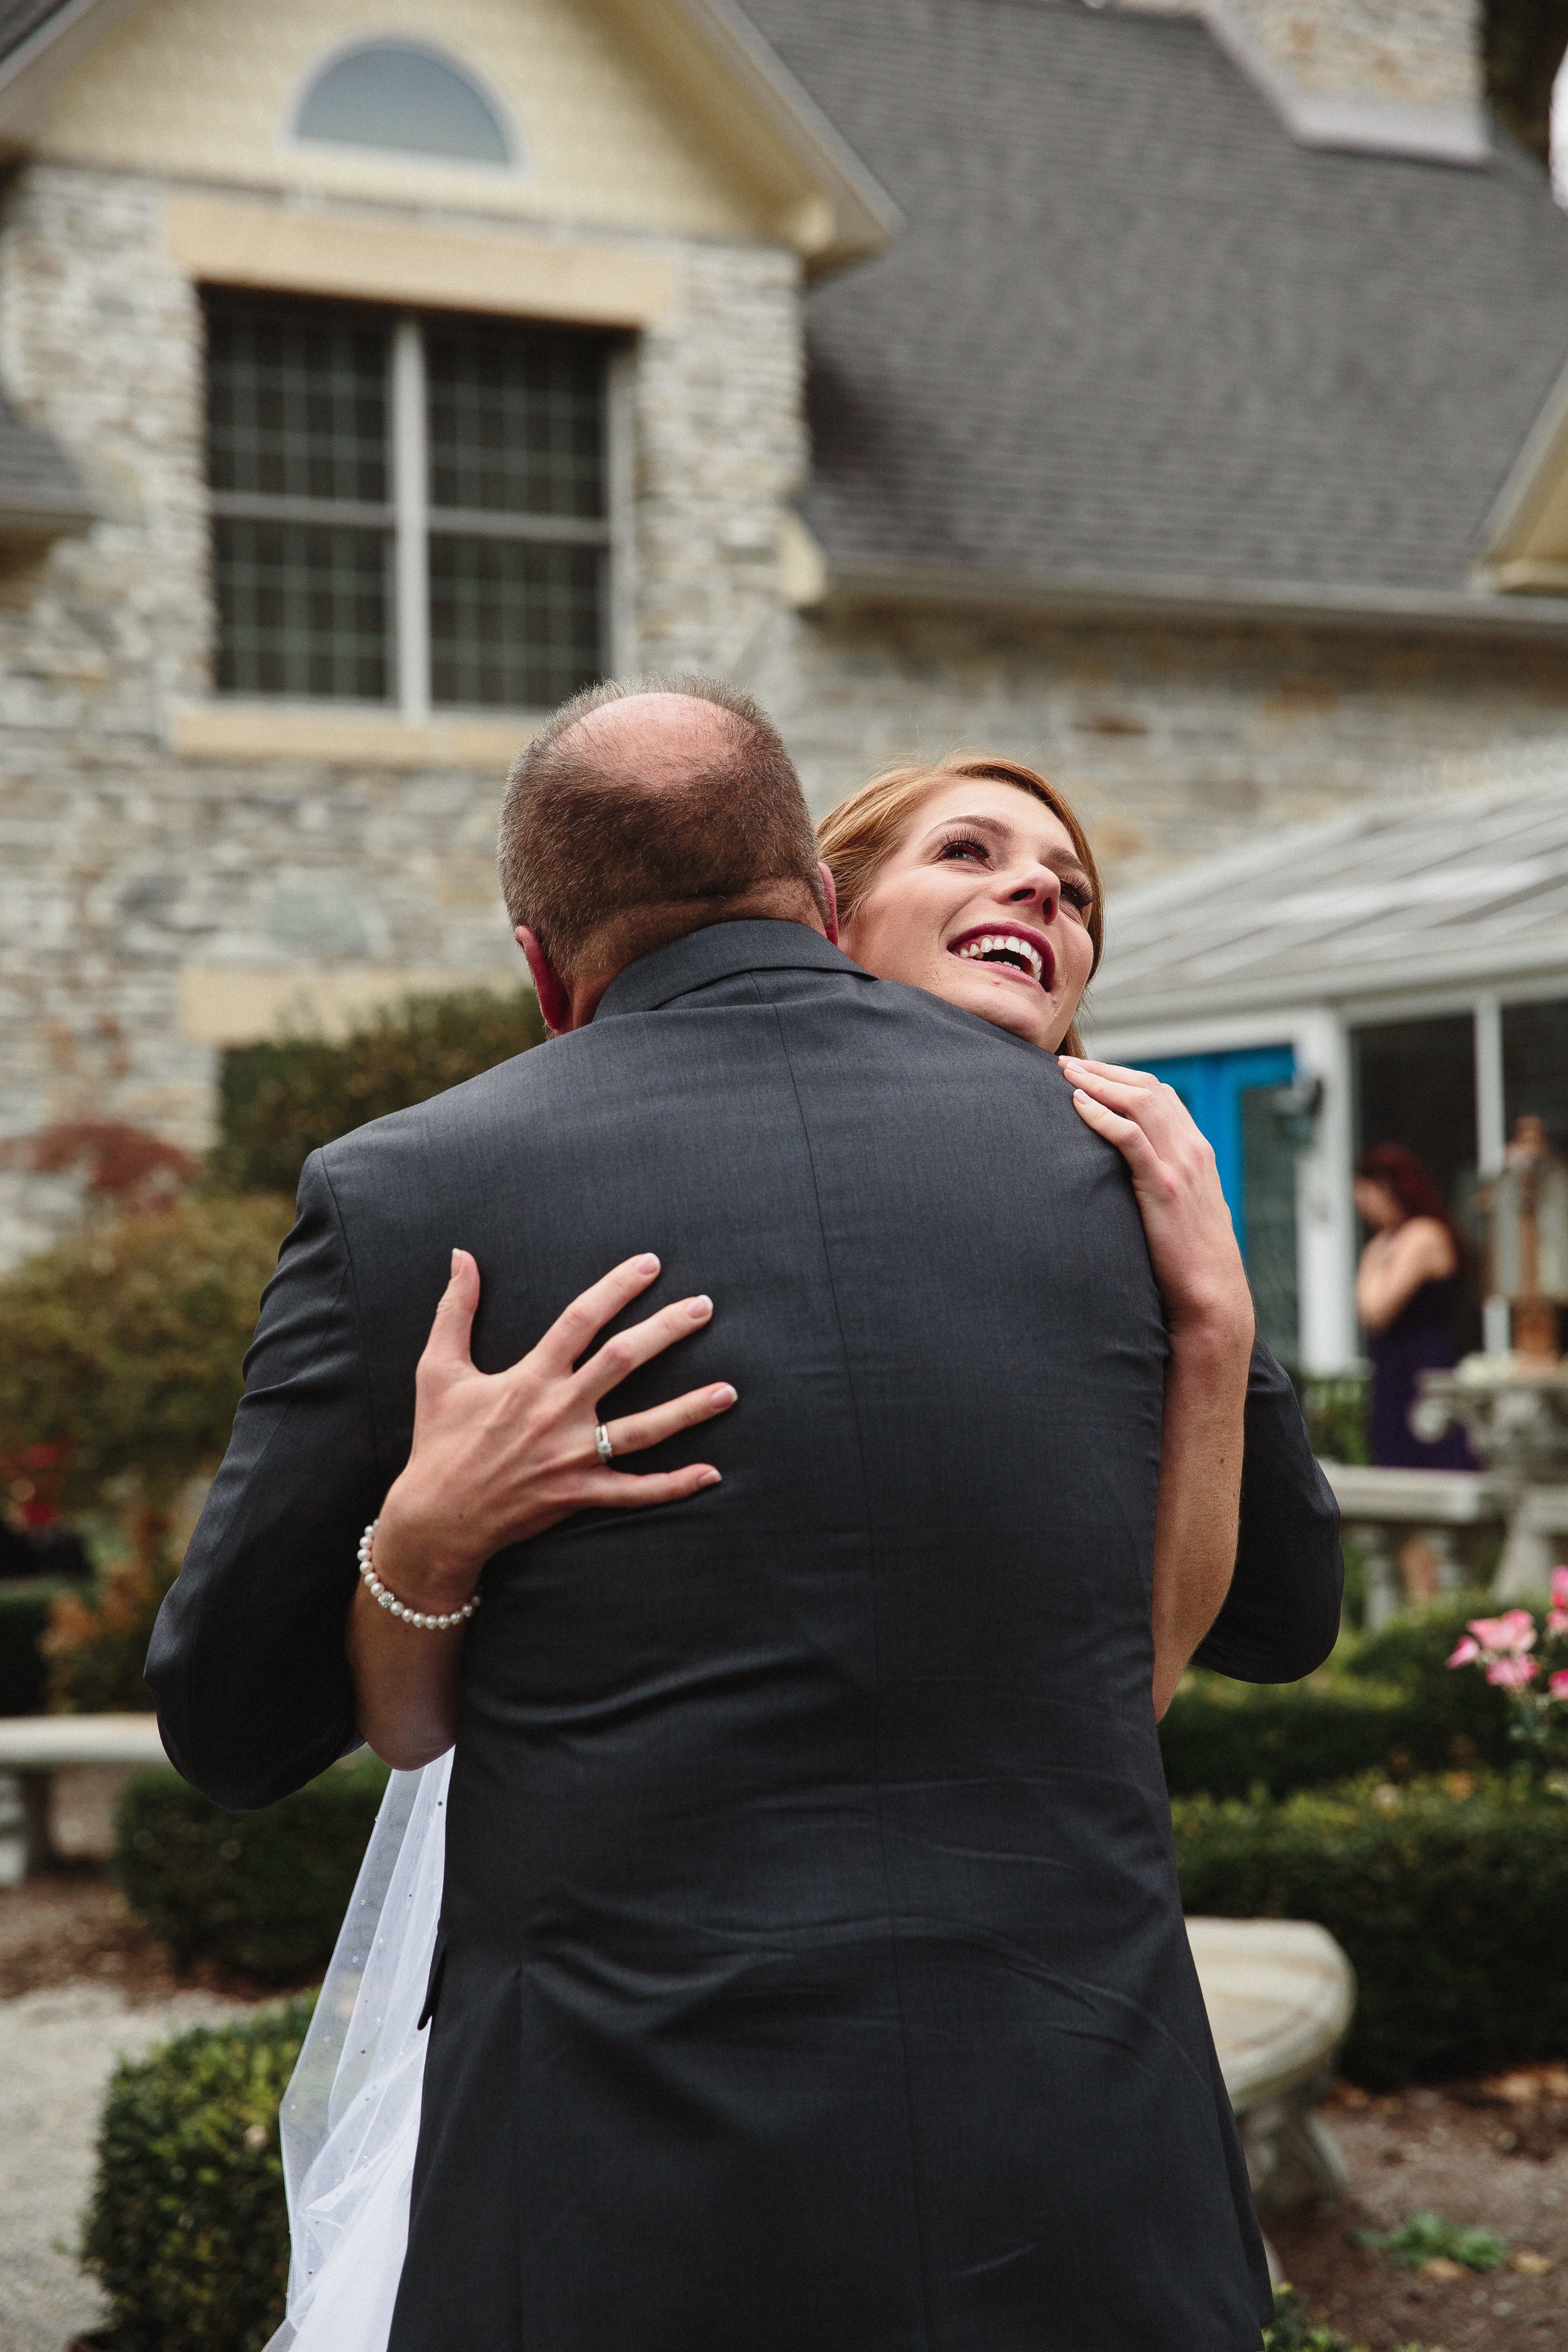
[1485,1653,1540,1690]
[1552,1565,1568,1610]
[1447,1636,1481,1669]
[1467,1610,1537,1655]
[1548,1611,1568,1638]
[1550,1671,1568,1702]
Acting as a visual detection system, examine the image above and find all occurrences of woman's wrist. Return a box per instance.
[372,1483,487,1611]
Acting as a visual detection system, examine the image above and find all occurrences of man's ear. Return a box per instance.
[517,926,571,1032]
[818,862,839,946]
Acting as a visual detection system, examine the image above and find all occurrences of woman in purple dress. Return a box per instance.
[1353,1143,1476,1476]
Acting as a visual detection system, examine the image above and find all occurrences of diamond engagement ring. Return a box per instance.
[594,1422,615,1463]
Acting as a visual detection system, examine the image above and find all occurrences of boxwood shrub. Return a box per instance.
[82,1996,310,2352]
[1175,1773,1568,2089]
[113,1755,388,1981]
[1162,1594,1515,1801]
[210,983,545,1198]
[0,1578,66,1715]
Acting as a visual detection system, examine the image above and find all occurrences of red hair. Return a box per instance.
[1355,1143,1468,1259]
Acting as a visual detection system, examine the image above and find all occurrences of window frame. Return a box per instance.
[205,295,629,717]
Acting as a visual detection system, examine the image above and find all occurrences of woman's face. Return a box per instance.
[1353,1177,1402,1232]
[839,780,1097,1050]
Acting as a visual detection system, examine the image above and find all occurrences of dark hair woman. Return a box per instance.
[1352,1142,1476,1472]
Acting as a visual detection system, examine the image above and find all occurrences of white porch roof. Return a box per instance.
[1088,760,1568,1030]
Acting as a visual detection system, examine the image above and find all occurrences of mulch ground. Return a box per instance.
[3,1877,1565,2349]
[0,1868,294,2005]
[1272,2075,1568,2349]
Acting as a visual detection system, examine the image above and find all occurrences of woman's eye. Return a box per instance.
[938,835,987,862]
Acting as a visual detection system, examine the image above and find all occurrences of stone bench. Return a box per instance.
[1188,1916,1355,2215]
[0,1714,168,1877]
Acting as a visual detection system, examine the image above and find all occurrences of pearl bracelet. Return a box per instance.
[357,1519,480,1631]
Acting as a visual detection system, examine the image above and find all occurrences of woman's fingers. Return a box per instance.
[1065,1065,1205,1158]
[1071,1088,1162,1174]
[1061,1056,1159,1091]
[575,1293,716,1406]
[420,1248,482,1368]
[529,1253,663,1377]
[601,1382,737,1459]
[588,1463,723,1510]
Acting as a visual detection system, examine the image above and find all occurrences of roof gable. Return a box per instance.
[0,0,896,268]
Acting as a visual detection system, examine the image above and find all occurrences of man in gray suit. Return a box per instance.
[149,679,1338,2351]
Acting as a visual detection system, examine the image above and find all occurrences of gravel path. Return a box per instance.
[0,1982,247,2352]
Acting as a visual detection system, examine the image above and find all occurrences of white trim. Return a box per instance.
[660,0,901,263]
[1293,1007,1357,1374]
[391,315,430,723]
[819,558,1568,642]
[1475,993,1506,1177]
[1200,0,1489,166]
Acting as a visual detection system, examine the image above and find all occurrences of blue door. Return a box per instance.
[1141,1046,1300,1363]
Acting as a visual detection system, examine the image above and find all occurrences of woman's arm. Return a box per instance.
[350,1249,736,1768]
[1355,1217,1456,1333]
[1059,1057,1255,1717]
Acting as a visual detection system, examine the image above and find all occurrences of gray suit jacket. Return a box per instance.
[147,919,1340,2351]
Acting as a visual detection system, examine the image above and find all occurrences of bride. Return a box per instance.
[270,751,1262,2351]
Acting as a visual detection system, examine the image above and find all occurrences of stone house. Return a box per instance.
[3,0,1568,1291]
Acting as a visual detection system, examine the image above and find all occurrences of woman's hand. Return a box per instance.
[1059,1058,1254,1353]
[349,1251,734,1769]
[374,1249,735,1608]
[1059,1057,1254,1717]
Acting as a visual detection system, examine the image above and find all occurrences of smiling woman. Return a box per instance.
[818,753,1103,1054]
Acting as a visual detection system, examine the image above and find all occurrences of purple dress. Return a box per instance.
[1367,1273,1477,1470]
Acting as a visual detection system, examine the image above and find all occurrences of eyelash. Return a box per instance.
[934,832,1094,914]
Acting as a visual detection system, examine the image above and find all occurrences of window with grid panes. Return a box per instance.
[204,291,613,709]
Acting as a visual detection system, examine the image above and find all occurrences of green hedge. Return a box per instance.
[1175,1773,1568,2089]
[211,983,545,1197]
[113,1756,388,1981]
[1340,1596,1513,1757]
[0,1579,65,1715]
[1162,1594,1515,1802]
[82,1996,310,2352]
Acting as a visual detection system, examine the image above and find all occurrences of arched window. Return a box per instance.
[295,41,514,167]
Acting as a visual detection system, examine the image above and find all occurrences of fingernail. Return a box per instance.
[450,1249,460,1276]
[710,1385,736,1407]
[637,1253,660,1274]
[688,1295,712,1318]
[697,1468,721,1487]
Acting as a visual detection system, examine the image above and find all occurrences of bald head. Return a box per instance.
[564,689,745,780]
[498,674,827,1025]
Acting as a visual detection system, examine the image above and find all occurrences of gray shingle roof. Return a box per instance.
[0,389,93,536]
[1088,761,1568,1026]
[746,0,1568,607]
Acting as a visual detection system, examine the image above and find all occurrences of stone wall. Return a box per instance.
[0,162,803,1263]
[746,600,1568,881]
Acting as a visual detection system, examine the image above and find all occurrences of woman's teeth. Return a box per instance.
[954,934,1044,983]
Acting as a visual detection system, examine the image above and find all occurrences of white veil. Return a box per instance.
[266,1750,451,2352]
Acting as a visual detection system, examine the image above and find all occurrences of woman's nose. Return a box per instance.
[1007,869,1060,919]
